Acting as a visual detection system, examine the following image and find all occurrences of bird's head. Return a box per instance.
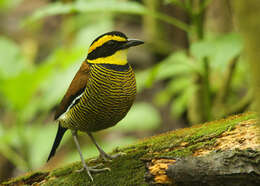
[86,31,144,65]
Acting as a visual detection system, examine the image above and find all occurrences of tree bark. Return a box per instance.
[166,149,260,186]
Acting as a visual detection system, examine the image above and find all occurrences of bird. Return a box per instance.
[46,31,144,181]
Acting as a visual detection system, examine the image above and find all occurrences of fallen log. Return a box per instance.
[2,113,259,186]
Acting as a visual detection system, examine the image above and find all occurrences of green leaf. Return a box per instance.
[154,77,192,107]
[136,51,199,92]
[25,1,189,32]
[167,77,192,95]
[27,1,146,22]
[170,86,194,118]
[191,33,243,69]
[0,37,28,79]
[145,51,194,86]
[1,61,53,110]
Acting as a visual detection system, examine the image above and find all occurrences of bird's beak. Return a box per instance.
[120,39,144,49]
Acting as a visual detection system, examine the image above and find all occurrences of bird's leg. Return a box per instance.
[71,130,110,181]
[87,132,125,162]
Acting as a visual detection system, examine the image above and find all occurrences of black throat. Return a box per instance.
[100,63,130,71]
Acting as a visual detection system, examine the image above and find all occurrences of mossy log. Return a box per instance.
[2,113,260,186]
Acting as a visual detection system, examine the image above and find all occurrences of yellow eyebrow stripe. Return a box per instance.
[88,35,127,54]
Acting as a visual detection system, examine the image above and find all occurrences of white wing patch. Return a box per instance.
[58,91,84,121]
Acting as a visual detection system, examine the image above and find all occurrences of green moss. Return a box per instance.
[2,112,257,186]
[2,171,48,185]
[43,152,148,186]
[49,164,74,178]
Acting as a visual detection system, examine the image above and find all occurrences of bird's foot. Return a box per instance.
[88,152,126,163]
[76,163,110,181]
[100,152,126,162]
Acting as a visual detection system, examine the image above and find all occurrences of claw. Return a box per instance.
[76,164,93,181]
[89,163,104,169]
[75,163,110,181]
[87,131,126,162]
[100,152,126,162]
[88,167,111,173]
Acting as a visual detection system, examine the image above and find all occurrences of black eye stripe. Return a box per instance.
[87,40,127,60]
[104,40,126,45]
[106,40,115,45]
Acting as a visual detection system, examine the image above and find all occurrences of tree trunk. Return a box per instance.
[232,0,260,121]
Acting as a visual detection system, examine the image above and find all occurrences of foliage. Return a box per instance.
[141,0,249,123]
[146,33,246,118]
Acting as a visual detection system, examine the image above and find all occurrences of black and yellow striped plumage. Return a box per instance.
[63,63,136,132]
[47,31,143,181]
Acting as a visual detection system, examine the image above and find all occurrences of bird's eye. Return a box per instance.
[106,40,114,45]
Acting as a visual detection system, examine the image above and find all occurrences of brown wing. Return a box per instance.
[54,62,90,120]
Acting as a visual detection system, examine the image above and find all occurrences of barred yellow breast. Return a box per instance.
[62,63,136,132]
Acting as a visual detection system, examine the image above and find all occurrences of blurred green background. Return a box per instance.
[0,0,252,182]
